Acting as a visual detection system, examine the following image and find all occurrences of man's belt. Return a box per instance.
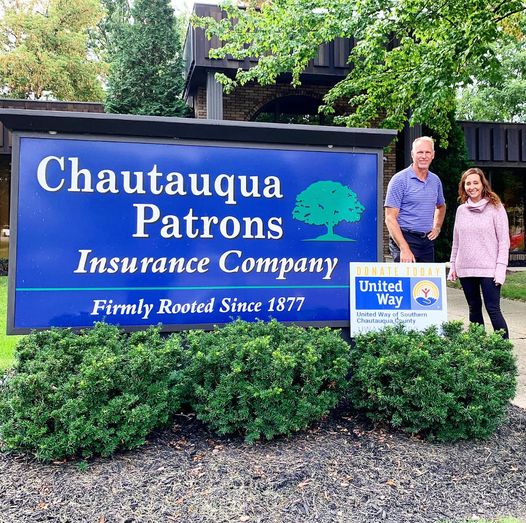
[400,228,429,239]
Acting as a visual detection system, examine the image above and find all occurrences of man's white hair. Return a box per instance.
[412,136,435,152]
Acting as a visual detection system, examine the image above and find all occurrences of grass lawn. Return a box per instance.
[447,270,526,301]
[0,276,22,371]
[502,270,526,301]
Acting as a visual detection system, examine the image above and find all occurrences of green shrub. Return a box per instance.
[0,323,185,461]
[349,321,517,441]
[183,319,351,443]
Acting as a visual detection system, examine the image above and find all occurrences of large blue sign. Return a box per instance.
[10,135,381,332]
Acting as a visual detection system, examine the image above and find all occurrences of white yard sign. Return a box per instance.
[349,263,448,335]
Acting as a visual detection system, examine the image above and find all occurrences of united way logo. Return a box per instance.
[412,280,440,307]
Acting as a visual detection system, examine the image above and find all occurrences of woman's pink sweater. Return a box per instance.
[449,198,510,285]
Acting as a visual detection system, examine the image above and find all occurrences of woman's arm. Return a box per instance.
[448,209,461,281]
[494,205,510,285]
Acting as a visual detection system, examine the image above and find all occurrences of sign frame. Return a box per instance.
[3,110,396,334]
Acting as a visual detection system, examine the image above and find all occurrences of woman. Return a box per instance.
[448,167,510,338]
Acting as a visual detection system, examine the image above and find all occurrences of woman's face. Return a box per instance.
[464,173,483,202]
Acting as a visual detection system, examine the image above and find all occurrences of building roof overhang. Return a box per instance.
[0,109,396,149]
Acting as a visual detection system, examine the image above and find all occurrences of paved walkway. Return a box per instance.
[447,286,526,409]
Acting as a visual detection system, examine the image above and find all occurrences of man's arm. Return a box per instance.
[385,207,415,263]
[427,203,446,241]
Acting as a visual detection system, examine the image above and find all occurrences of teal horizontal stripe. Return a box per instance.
[18,285,348,292]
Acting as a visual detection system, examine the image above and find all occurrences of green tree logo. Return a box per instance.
[292,181,365,241]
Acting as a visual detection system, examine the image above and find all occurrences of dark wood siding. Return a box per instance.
[460,121,526,167]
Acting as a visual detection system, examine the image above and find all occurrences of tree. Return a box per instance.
[430,114,470,262]
[456,35,526,122]
[104,0,188,116]
[194,0,526,141]
[292,181,365,241]
[0,0,105,100]
[97,0,131,51]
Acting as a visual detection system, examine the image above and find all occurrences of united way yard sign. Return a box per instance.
[349,262,448,335]
[3,111,395,333]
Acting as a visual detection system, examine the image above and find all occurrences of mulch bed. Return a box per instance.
[1,404,525,523]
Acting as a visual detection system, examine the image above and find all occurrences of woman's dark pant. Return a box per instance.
[459,276,509,338]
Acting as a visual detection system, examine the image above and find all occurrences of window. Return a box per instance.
[489,169,525,252]
[0,158,10,259]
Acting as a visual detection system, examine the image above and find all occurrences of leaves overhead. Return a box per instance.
[0,0,105,101]
[194,0,526,139]
[456,26,526,122]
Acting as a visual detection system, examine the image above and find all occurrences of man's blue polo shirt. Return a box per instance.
[384,166,445,233]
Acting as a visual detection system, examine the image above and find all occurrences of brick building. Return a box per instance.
[183,3,526,265]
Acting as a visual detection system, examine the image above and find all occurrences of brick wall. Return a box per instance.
[223,84,330,121]
[383,143,397,260]
[194,88,207,119]
[195,83,347,122]
[0,98,103,113]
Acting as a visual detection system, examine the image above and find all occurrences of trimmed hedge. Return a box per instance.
[0,320,518,461]
[0,323,186,461]
[0,258,7,276]
[349,322,517,441]
[183,319,351,442]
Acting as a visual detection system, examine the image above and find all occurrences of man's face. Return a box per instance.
[411,140,435,171]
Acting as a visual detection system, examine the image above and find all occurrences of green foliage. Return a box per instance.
[194,0,526,140]
[0,0,105,101]
[104,0,188,116]
[1,313,522,461]
[292,181,365,239]
[501,270,526,301]
[96,0,132,57]
[0,258,7,276]
[0,323,185,461]
[456,19,526,123]
[430,115,470,262]
[349,322,517,441]
[183,319,351,443]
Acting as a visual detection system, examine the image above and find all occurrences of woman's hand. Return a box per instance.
[494,264,507,286]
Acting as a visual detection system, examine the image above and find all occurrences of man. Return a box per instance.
[384,136,446,263]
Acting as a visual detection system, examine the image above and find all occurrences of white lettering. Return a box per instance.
[134,204,161,238]
[34,158,284,205]
[37,155,65,192]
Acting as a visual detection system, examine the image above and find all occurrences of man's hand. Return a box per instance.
[427,227,441,241]
[385,207,415,262]
[400,247,416,263]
